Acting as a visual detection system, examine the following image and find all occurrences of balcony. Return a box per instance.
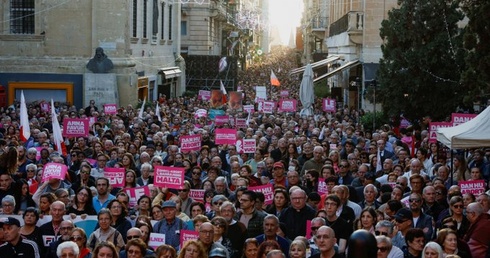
[328,11,363,44]
[311,16,328,39]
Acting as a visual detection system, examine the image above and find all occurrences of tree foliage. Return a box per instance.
[461,0,490,102]
[377,0,466,122]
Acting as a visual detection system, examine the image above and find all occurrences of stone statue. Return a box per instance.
[86,47,114,73]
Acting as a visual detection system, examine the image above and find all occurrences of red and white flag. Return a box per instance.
[220,80,228,104]
[138,97,146,119]
[19,91,30,142]
[51,99,67,156]
[270,70,280,87]
[155,103,162,122]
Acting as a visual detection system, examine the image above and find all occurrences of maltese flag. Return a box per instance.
[19,91,31,142]
[270,70,280,87]
[51,99,67,156]
[220,80,228,104]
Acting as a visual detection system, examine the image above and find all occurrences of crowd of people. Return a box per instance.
[0,46,490,258]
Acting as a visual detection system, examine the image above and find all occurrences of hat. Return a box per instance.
[161,200,177,209]
[273,162,284,169]
[394,208,413,221]
[212,195,227,204]
[0,217,20,227]
[209,247,227,258]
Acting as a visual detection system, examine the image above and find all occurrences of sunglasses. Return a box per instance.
[311,226,320,231]
[70,236,83,241]
[127,235,140,240]
[375,230,388,236]
[213,202,224,206]
[453,204,464,209]
[213,223,225,228]
[378,247,389,253]
[409,199,421,203]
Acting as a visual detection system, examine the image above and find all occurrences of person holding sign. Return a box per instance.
[153,200,189,251]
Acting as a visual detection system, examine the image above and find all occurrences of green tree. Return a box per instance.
[461,0,490,103]
[378,0,466,122]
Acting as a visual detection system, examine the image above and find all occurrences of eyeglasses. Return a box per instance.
[409,199,421,203]
[98,159,107,162]
[71,154,77,157]
[127,235,140,240]
[435,191,442,195]
[453,204,464,209]
[213,223,225,228]
[378,247,389,253]
[213,202,224,206]
[81,171,90,174]
[111,206,122,209]
[60,226,74,231]
[27,170,35,172]
[192,172,201,175]
[70,236,83,241]
[375,230,388,236]
[311,226,320,231]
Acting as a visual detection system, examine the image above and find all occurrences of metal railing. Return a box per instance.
[329,11,363,37]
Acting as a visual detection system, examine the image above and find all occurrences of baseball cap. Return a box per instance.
[273,162,284,169]
[161,200,177,209]
[394,208,413,222]
[0,217,21,227]
[209,247,227,258]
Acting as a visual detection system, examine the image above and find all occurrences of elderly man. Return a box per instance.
[375,220,404,258]
[46,220,74,258]
[56,241,79,258]
[153,200,189,251]
[358,184,381,209]
[310,226,341,258]
[464,202,490,258]
[119,228,155,258]
[279,189,316,240]
[0,217,40,257]
[198,222,230,258]
[255,215,290,254]
[220,201,247,254]
[301,146,325,177]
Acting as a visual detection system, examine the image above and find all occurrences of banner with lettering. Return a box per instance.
[280,90,289,98]
[208,109,225,120]
[243,104,255,113]
[215,115,230,126]
[322,98,336,112]
[198,90,211,101]
[215,129,237,145]
[148,233,166,250]
[154,166,185,190]
[62,118,89,137]
[459,180,486,195]
[317,178,327,195]
[180,230,199,246]
[429,122,452,143]
[451,113,477,126]
[41,163,67,182]
[261,101,275,114]
[180,135,202,152]
[236,139,256,154]
[104,167,126,188]
[189,189,205,202]
[194,109,207,119]
[235,118,247,129]
[278,99,297,112]
[104,104,118,114]
[124,186,151,208]
[249,184,274,205]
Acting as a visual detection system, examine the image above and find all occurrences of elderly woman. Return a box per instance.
[20,207,44,255]
[1,195,16,215]
[422,241,443,258]
[211,216,237,258]
[71,227,91,258]
[87,208,125,251]
[436,229,470,258]
[56,241,79,258]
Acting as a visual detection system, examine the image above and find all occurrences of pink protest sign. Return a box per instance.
[280,90,289,98]
[198,90,211,101]
[62,118,89,137]
[215,115,230,125]
[429,122,452,143]
[180,135,202,152]
[459,180,486,195]
[317,178,327,195]
[42,163,67,182]
[235,118,247,129]
[323,98,336,112]
[243,104,255,113]
[40,102,50,113]
[180,230,199,246]
[249,184,274,205]
[34,147,43,161]
[86,158,97,167]
[194,109,207,118]
[236,139,256,154]
[262,101,275,114]
[189,189,205,202]
[104,104,117,114]
[278,99,297,112]
[104,167,126,188]
[148,233,165,250]
[125,186,151,208]
[89,117,96,126]
[215,129,237,144]
[451,113,477,126]
[306,220,312,239]
[154,166,185,189]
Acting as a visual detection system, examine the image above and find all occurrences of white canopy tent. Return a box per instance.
[436,106,490,149]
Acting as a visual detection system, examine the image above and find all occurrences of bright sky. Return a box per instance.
[269,0,304,45]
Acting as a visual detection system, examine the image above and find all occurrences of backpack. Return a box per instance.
[89,229,121,249]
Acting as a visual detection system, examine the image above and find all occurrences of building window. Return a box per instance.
[168,4,173,40]
[132,0,137,37]
[161,2,165,39]
[10,0,35,34]
[181,21,187,36]
[143,0,148,38]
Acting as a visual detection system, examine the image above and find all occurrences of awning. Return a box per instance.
[289,55,340,76]
[158,67,182,79]
[313,59,361,83]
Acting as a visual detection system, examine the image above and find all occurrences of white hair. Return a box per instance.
[56,241,79,257]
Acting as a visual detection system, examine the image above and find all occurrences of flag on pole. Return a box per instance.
[51,99,67,156]
[376,147,382,172]
[220,81,228,104]
[155,103,162,122]
[270,70,280,87]
[19,91,30,142]
[138,97,146,119]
